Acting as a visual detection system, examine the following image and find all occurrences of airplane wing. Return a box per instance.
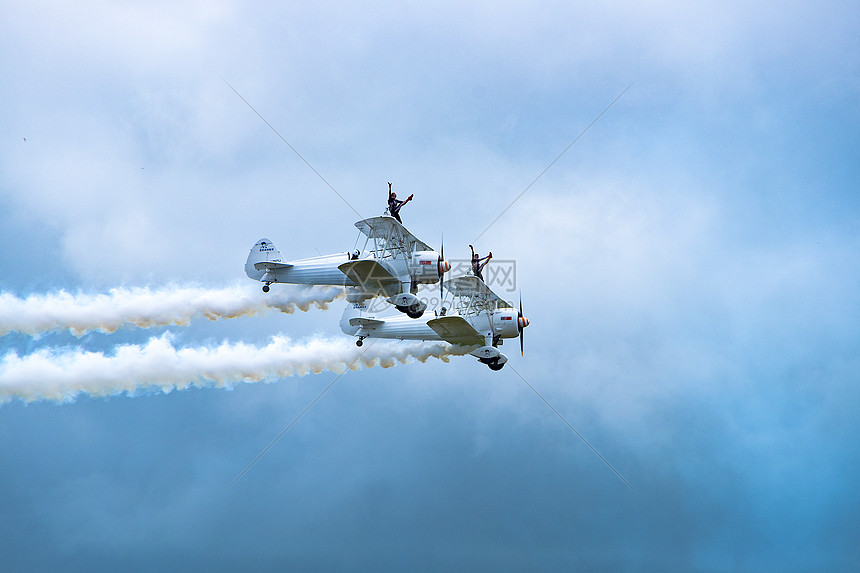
[444,275,512,310]
[338,259,401,293]
[427,316,485,346]
[354,216,433,253]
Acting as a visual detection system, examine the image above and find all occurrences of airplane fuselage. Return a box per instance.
[340,303,520,343]
[245,239,443,301]
[251,252,359,286]
[339,301,524,370]
[342,312,443,341]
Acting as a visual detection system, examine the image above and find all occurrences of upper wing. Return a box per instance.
[354,216,433,253]
[427,316,485,346]
[444,275,512,310]
[338,260,401,293]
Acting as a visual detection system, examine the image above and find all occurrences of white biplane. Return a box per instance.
[340,275,529,371]
[245,216,451,318]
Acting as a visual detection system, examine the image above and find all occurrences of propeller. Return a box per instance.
[438,234,450,303]
[517,293,530,356]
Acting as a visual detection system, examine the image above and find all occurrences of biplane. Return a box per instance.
[245,216,451,318]
[340,275,529,371]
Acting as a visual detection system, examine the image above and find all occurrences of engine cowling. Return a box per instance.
[492,309,520,339]
[410,250,445,284]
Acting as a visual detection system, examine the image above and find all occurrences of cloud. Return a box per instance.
[1,1,859,570]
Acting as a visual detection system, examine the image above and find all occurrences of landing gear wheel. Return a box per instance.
[406,303,423,319]
[262,284,270,293]
[356,338,364,347]
[488,361,505,371]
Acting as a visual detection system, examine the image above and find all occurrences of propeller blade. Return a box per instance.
[519,294,525,356]
[440,234,445,302]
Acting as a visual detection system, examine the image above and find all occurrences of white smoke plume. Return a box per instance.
[0,334,469,404]
[0,284,344,337]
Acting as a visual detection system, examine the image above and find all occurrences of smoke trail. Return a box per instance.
[0,284,344,337]
[0,334,470,404]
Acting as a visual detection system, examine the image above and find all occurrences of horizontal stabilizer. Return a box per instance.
[427,316,484,346]
[254,261,293,271]
[349,317,384,327]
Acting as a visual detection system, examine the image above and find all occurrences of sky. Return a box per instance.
[1,0,859,570]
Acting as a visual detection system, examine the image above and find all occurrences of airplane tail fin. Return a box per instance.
[245,238,285,280]
[340,302,370,335]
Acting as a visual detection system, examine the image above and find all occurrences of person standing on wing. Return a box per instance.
[387,182,413,224]
[469,244,492,282]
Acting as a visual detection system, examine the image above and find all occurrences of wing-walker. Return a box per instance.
[245,216,451,318]
[340,274,530,371]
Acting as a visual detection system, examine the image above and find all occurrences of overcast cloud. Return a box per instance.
[1,1,859,571]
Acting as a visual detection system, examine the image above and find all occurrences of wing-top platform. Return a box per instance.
[354,216,432,258]
[444,275,512,314]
